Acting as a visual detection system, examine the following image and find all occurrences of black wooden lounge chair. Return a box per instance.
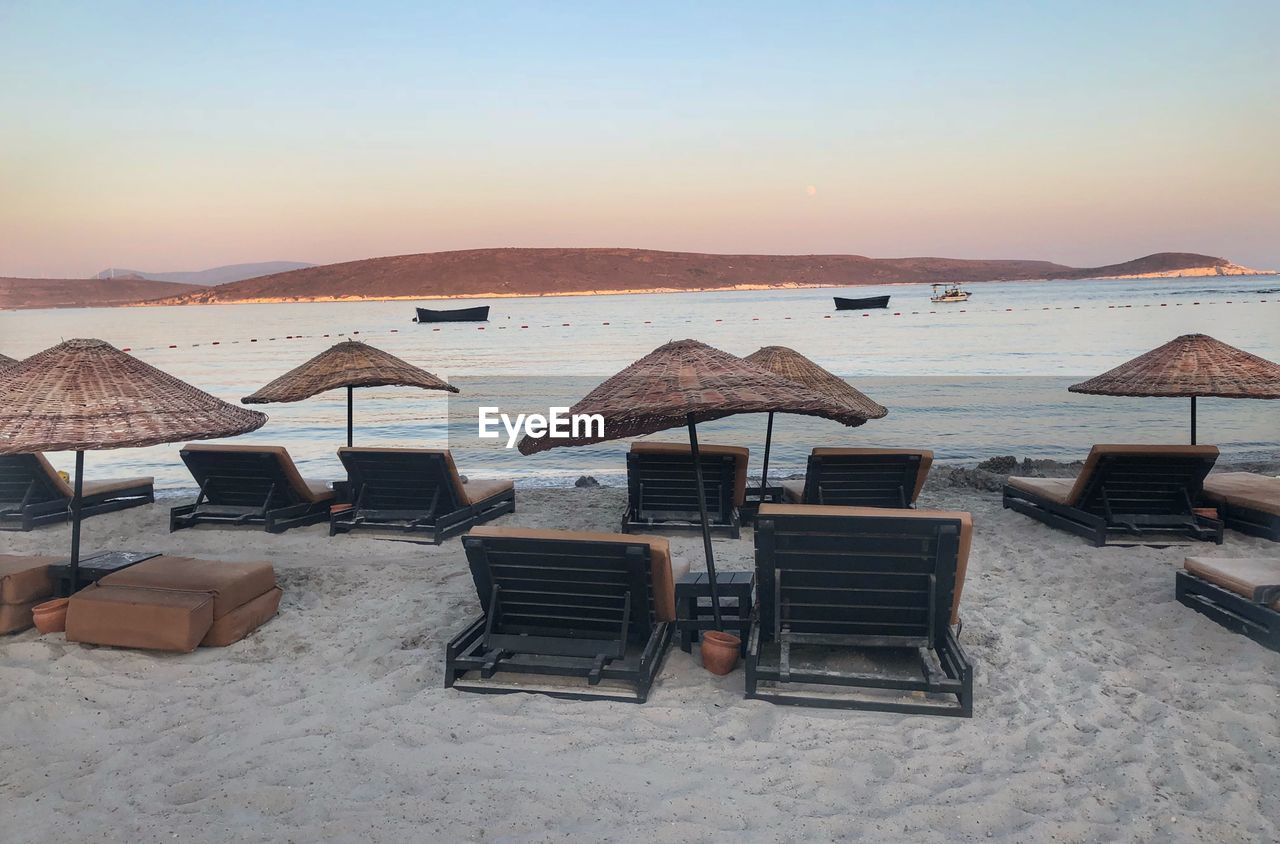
[1200,472,1280,541]
[169,444,335,533]
[330,447,515,544]
[748,504,974,716]
[780,448,933,508]
[0,453,153,532]
[624,441,748,538]
[1002,445,1223,546]
[446,526,688,702]
[1177,557,1279,652]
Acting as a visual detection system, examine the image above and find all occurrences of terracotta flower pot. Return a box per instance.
[32,597,70,634]
[700,630,741,675]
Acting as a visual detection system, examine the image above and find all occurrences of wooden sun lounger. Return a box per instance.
[0,453,153,532]
[1200,472,1280,541]
[445,527,685,702]
[624,441,748,538]
[1002,445,1223,546]
[330,448,515,544]
[1177,557,1279,652]
[169,444,335,533]
[779,448,933,508]
[748,505,974,716]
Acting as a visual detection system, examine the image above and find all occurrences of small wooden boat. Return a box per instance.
[414,305,490,323]
[930,283,971,303]
[833,294,890,310]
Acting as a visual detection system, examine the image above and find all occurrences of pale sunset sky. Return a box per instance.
[1,0,1277,278]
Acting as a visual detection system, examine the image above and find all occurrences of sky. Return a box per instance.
[1,0,1277,278]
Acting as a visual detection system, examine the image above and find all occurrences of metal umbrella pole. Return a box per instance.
[686,413,724,630]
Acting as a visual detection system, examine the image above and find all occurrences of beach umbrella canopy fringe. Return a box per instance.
[0,352,17,368]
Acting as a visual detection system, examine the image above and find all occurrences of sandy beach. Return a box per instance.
[2,482,1276,843]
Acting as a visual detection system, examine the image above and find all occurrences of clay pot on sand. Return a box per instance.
[32,598,70,634]
[700,630,742,675]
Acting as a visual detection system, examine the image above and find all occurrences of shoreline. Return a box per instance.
[3,269,1276,313]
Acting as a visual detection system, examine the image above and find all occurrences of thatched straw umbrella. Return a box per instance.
[518,339,876,630]
[743,346,887,499]
[242,340,458,446]
[0,339,266,589]
[0,352,17,368]
[1069,334,1280,443]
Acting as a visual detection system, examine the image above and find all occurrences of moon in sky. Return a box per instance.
[805,185,817,196]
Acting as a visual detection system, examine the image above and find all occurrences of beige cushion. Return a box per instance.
[182,444,335,504]
[202,586,282,646]
[759,504,972,626]
[461,478,515,506]
[24,454,150,500]
[1184,557,1280,609]
[66,585,214,653]
[780,479,806,503]
[99,556,276,620]
[338,446,511,507]
[1201,472,1280,516]
[0,599,44,635]
[0,554,56,605]
[1006,476,1076,504]
[1009,444,1219,507]
[811,448,935,502]
[631,441,750,506]
[468,525,684,622]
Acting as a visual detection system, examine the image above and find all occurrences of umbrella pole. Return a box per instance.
[760,411,775,499]
[69,450,84,593]
[347,386,354,448]
[687,413,724,630]
[1190,396,1197,445]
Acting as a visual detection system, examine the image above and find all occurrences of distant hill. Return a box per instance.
[94,261,314,286]
[150,248,1270,307]
[1043,252,1258,280]
[0,276,205,310]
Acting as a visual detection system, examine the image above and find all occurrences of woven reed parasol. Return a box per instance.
[242,340,458,446]
[0,338,267,588]
[743,345,887,499]
[518,339,877,632]
[0,352,17,368]
[1068,334,1280,443]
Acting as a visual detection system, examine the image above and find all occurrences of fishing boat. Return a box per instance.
[930,283,971,303]
[833,294,891,310]
[414,305,490,323]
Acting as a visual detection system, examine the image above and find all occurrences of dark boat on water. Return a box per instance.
[833,294,890,310]
[414,305,490,323]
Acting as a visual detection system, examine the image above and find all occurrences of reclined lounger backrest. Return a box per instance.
[1067,445,1219,517]
[463,527,675,649]
[755,504,971,637]
[628,441,749,518]
[804,448,934,507]
[0,454,70,508]
[338,447,470,515]
[179,444,318,508]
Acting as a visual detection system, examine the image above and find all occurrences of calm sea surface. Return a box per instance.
[2,276,1277,490]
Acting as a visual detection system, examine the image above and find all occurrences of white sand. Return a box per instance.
[2,486,1277,843]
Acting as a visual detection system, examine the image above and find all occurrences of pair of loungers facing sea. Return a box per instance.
[446,504,974,714]
[624,442,934,537]
[170,444,514,544]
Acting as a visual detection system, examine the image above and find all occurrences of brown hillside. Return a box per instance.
[0,277,204,310]
[1045,253,1231,280]
[156,248,1071,305]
